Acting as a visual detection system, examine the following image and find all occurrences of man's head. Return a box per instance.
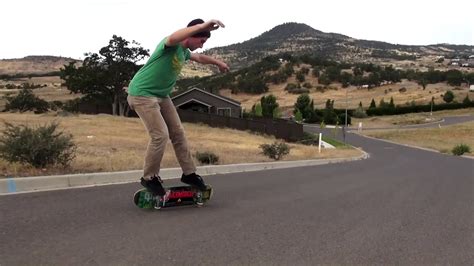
[185,18,210,51]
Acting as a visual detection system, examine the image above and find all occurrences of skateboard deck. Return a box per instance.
[133,184,213,210]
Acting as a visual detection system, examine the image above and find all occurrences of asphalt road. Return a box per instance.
[1,116,473,265]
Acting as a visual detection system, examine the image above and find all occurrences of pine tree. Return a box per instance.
[389,97,395,108]
[369,99,376,109]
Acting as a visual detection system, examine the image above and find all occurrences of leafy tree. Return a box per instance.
[446,70,463,86]
[443,90,455,103]
[465,72,474,84]
[294,94,312,119]
[323,99,338,125]
[325,66,341,82]
[294,109,303,122]
[367,72,381,87]
[339,72,353,88]
[260,94,279,118]
[236,75,268,94]
[60,35,149,116]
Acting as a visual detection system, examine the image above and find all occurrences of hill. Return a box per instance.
[206,22,474,69]
[0,56,79,75]
[1,23,473,115]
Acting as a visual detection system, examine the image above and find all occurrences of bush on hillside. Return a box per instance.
[4,88,49,113]
[0,122,76,168]
[195,151,219,165]
[260,142,290,160]
[452,144,471,156]
[297,132,319,146]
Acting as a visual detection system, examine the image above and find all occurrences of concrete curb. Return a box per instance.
[0,152,368,195]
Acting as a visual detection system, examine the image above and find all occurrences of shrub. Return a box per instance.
[298,132,319,146]
[452,144,471,156]
[352,107,368,118]
[284,83,298,91]
[195,151,219,165]
[443,90,454,103]
[260,141,290,160]
[49,100,64,111]
[289,88,310,94]
[338,113,352,125]
[0,122,76,168]
[302,82,312,89]
[4,88,49,113]
[62,99,80,113]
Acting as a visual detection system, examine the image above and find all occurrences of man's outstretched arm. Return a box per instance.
[166,19,225,47]
[190,53,230,73]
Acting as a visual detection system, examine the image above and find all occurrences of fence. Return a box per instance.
[73,102,303,142]
[177,109,304,142]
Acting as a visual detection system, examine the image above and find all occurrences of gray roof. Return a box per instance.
[172,87,241,106]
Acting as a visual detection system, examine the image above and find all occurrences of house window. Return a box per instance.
[217,108,231,117]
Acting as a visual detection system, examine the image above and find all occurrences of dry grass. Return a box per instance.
[0,58,75,75]
[0,112,361,177]
[352,108,474,128]
[361,121,474,156]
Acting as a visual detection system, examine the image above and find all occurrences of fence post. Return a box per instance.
[319,133,322,153]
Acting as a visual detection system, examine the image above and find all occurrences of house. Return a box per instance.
[172,87,242,118]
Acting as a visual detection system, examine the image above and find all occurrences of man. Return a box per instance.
[127,19,229,197]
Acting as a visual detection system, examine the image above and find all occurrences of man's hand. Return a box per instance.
[217,61,230,73]
[202,19,225,32]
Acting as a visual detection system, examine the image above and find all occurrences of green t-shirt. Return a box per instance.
[128,38,191,98]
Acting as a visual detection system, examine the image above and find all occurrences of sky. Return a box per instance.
[1,0,473,60]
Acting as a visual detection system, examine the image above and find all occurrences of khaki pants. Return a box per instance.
[127,95,196,179]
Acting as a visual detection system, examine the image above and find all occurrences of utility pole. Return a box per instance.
[344,88,348,143]
[345,88,348,127]
[430,96,434,116]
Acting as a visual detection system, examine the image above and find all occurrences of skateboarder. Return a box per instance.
[127,19,229,197]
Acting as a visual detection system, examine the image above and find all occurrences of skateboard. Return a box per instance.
[133,184,213,210]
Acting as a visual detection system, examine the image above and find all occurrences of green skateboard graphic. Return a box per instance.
[133,185,213,210]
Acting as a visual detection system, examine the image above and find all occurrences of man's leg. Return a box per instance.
[128,95,168,196]
[159,97,206,190]
[159,97,196,174]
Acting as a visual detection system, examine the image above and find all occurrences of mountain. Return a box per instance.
[206,22,474,69]
[0,56,79,75]
[2,23,473,75]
